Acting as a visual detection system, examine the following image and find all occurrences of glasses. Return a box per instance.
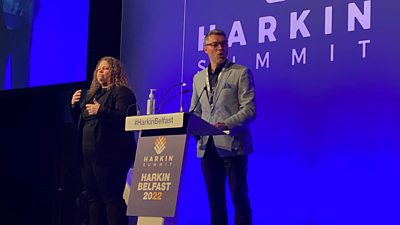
[204,41,228,48]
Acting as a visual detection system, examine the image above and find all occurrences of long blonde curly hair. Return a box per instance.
[88,56,130,95]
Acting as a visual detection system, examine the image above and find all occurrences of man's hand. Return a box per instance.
[214,122,228,131]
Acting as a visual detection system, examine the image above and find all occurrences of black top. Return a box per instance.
[70,85,137,166]
[82,88,108,151]
[207,60,226,105]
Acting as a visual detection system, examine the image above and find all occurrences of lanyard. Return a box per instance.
[205,71,221,105]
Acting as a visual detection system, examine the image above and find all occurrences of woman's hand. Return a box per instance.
[85,98,101,115]
[71,90,81,106]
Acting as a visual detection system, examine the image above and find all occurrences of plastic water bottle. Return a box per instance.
[146,89,156,115]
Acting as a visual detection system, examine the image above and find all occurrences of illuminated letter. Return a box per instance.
[256,52,270,69]
[292,48,307,65]
[265,0,285,3]
[358,40,370,58]
[259,16,277,43]
[290,10,311,39]
[198,25,216,51]
[228,21,247,47]
[348,1,371,31]
[325,6,333,35]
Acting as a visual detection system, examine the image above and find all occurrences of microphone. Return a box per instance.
[157,89,189,114]
[189,85,207,114]
[158,82,186,113]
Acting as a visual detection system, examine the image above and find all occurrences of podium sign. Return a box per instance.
[125,113,226,222]
[125,113,184,131]
[126,134,187,216]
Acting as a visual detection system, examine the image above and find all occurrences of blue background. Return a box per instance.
[121,0,400,224]
[3,0,89,90]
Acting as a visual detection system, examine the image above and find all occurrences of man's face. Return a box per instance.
[204,34,228,67]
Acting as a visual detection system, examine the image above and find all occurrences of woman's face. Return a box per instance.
[96,60,111,88]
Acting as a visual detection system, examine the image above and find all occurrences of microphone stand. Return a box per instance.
[157,89,189,114]
[158,82,186,114]
[189,86,207,114]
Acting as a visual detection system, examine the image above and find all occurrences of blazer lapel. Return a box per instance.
[82,86,113,107]
[211,63,232,110]
[97,86,113,106]
[200,72,212,111]
[81,90,95,108]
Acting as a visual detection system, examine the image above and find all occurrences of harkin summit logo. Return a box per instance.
[196,0,371,70]
[142,136,173,167]
[154,136,166,155]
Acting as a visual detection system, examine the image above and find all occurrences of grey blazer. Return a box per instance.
[190,60,256,158]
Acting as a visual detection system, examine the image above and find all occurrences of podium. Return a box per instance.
[125,112,226,225]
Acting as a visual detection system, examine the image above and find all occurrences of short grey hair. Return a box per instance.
[204,29,227,44]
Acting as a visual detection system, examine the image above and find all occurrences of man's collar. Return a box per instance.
[208,59,227,74]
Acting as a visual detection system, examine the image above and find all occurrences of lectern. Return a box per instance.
[125,112,226,225]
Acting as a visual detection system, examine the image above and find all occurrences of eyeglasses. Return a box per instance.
[204,41,228,48]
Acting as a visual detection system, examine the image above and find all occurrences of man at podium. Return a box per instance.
[189,29,256,225]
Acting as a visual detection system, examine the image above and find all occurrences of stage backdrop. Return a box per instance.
[2,0,89,90]
[121,1,400,224]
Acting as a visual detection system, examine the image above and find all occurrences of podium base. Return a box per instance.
[137,216,177,225]
[137,217,164,225]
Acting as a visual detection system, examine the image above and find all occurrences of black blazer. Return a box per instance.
[70,85,137,166]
